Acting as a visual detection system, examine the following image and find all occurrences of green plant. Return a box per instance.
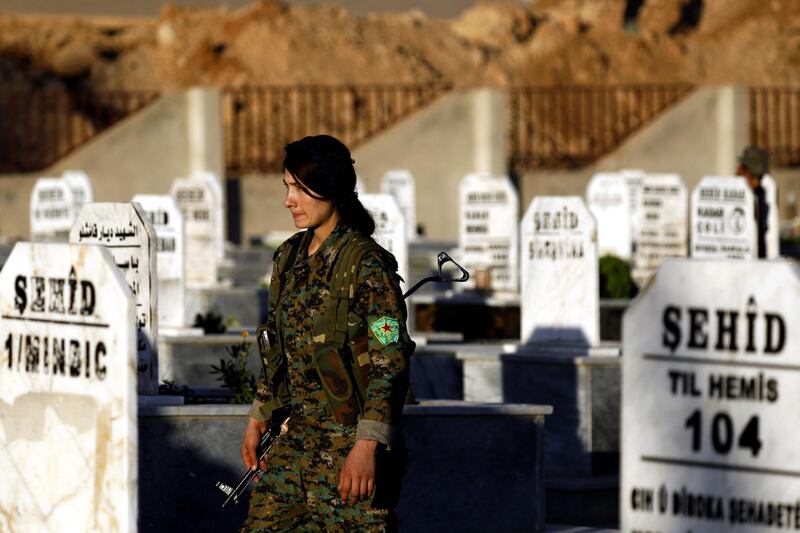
[159,379,191,396]
[193,311,227,334]
[599,255,638,299]
[210,332,257,404]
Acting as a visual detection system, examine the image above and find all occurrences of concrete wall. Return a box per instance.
[354,88,509,242]
[237,88,509,243]
[519,86,750,212]
[0,88,224,240]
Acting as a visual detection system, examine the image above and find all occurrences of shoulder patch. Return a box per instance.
[370,316,400,346]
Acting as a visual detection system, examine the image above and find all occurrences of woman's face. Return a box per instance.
[283,171,337,230]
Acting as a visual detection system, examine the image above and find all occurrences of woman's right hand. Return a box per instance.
[241,416,268,481]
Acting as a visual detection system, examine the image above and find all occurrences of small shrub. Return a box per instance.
[210,332,257,404]
[599,255,638,299]
[193,311,227,334]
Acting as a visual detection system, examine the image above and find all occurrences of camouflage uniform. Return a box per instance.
[242,222,413,532]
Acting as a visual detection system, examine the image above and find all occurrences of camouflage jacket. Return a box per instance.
[249,222,414,445]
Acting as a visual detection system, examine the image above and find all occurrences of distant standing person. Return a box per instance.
[239,135,414,531]
[736,145,770,258]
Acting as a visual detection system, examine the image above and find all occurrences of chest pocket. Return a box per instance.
[310,235,383,426]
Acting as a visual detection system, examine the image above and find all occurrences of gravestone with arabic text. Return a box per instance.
[69,203,158,394]
[0,242,137,532]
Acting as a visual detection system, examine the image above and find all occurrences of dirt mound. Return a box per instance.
[1,0,800,90]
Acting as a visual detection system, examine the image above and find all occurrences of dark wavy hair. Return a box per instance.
[282,135,375,236]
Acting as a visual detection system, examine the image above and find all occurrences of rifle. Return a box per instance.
[216,252,469,507]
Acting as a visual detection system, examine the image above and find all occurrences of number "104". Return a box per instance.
[685,410,762,457]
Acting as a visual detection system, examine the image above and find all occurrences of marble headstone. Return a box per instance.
[690,176,756,259]
[133,195,186,329]
[458,173,519,293]
[624,169,646,250]
[586,172,633,260]
[0,242,137,532]
[171,176,218,287]
[69,203,159,395]
[622,259,800,532]
[632,174,688,287]
[62,170,94,212]
[762,174,779,259]
[520,196,598,346]
[361,193,408,291]
[30,177,76,242]
[189,171,225,263]
[380,169,417,242]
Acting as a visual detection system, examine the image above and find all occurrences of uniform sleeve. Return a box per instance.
[352,250,413,444]
[248,248,283,422]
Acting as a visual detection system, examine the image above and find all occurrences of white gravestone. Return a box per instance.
[381,170,417,242]
[30,177,76,242]
[189,171,225,263]
[622,259,800,532]
[0,242,137,532]
[632,174,689,287]
[587,172,633,260]
[171,176,218,287]
[70,203,159,395]
[62,170,94,211]
[762,174,779,259]
[361,193,408,292]
[624,169,645,251]
[458,173,519,293]
[133,195,186,329]
[691,176,756,260]
[520,197,599,346]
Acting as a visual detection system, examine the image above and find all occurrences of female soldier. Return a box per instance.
[240,135,413,531]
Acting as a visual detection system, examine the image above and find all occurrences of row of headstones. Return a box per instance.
[0,170,412,530]
[458,171,781,296]
[3,228,795,530]
[31,170,225,288]
[587,170,780,282]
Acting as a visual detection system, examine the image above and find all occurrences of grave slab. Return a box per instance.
[30,177,76,242]
[381,169,417,242]
[690,176,756,259]
[458,173,519,293]
[587,172,632,260]
[133,195,187,328]
[521,196,599,346]
[0,242,137,532]
[361,193,409,292]
[70,203,159,394]
[397,401,552,532]
[762,174,780,259]
[632,174,688,287]
[172,175,220,287]
[622,259,800,532]
[63,170,94,210]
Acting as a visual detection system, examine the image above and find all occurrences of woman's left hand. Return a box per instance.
[338,439,378,504]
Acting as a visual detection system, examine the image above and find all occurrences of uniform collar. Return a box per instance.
[300,221,352,270]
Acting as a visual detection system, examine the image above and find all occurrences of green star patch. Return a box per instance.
[370,316,400,346]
